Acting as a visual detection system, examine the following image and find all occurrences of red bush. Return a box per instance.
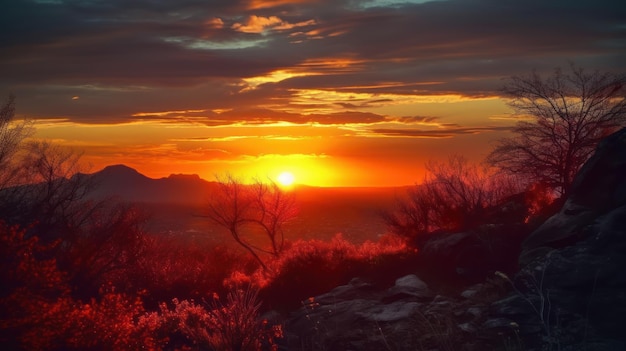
[226,233,413,311]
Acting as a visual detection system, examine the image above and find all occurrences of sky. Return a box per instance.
[2,0,625,186]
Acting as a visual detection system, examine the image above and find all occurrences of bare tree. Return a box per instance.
[61,202,149,297]
[0,96,97,241]
[250,179,298,258]
[0,96,150,299]
[0,95,33,190]
[382,183,435,240]
[0,141,93,239]
[205,175,297,271]
[384,155,521,240]
[487,65,626,197]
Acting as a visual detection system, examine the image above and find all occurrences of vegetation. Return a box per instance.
[487,64,626,197]
[0,95,413,348]
[0,95,32,190]
[204,175,298,271]
[383,155,524,242]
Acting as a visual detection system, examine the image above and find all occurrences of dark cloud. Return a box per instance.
[392,116,442,124]
[2,0,625,123]
[370,126,512,138]
[134,107,387,126]
[335,98,394,108]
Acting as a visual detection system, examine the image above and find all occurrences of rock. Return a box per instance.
[395,274,428,290]
[460,283,484,299]
[458,322,478,333]
[482,317,518,330]
[492,128,626,351]
[567,127,626,211]
[521,208,596,255]
[314,277,373,305]
[357,301,420,322]
[384,274,432,301]
[523,128,626,253]
[466,307,482,318]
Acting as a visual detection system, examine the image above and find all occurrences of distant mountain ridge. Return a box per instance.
[81,165,410,204]
[75,164,406,241]
[79,164,217,204]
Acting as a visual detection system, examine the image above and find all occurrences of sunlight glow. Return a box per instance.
[277,171,296,187]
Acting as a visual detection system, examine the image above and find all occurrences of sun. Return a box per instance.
[276,171,295,187]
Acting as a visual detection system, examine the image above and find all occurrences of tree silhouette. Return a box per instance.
[488,65,626,197]
[384,155,520,240]
[0,95,33,191]
[205,175,297,271]
[0,96,148,299]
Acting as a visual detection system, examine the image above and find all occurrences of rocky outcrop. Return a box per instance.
[281,275,507,350]
[492,128,626,350]
[521,128,626,255]
[417,223,527,284]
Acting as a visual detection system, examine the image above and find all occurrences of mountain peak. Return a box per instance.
[91,164,151,183]
[100,164,141,174]
[83,164,213,204]
[167,173,202,181]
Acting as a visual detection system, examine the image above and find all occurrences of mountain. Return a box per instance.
[77,165,404,241]
[80,164,217,204]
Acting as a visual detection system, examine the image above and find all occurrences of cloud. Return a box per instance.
[231,15,316,33]
[244,0,319,10]
[232,15,284,33]
[205,17,225,29]
[370,126,513,138]
[2,0,625,125]
[391,116,442,125]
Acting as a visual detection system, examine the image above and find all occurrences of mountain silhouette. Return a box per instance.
[81,164,216,204]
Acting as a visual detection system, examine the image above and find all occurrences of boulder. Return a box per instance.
[522,127,626,254]
[493,128,626,351]
[384,274,432,301]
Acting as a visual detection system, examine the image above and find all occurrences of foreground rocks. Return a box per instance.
[282,275,506,350]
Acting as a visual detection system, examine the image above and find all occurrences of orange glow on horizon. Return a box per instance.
[31,95,514,188]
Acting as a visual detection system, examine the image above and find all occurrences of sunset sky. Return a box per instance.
[2,0,625,186]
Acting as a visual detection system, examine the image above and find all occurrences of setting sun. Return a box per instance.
[277,171,295,187]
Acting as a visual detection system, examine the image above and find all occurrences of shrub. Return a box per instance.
[383,155,523,242]
[129,235,256,307]
[0,221,69,349]
[139,288,282,351]
[207,287,283,351]
[226,233,413,311]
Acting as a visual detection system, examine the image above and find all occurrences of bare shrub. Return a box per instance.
[205,175,298,271]
[207,287,283,351]
[383,155,522,241]
[226,234,412,311]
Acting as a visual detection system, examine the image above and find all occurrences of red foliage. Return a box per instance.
[2,219,416,349]
[524,182,556,222]
[139,288,282,351]
[127,235,257,306]
[225,233,416,311]
[0,221,69,348]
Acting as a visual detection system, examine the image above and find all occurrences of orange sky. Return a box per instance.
[32,96,513,186]
[5,0,625,186]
